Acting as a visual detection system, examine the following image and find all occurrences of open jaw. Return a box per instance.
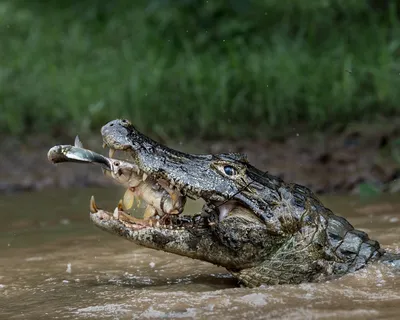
[90,148,235,233]
[99,147,249,230]
[99,119,262,224]
[47,140,243,234]
[88,159,208,232]
[100,158,189,229]
[85,148,270,274]
[47,142,230,234]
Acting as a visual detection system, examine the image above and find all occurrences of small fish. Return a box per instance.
[47,136,110,170]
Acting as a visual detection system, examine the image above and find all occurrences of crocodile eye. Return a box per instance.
[223,165,236,176]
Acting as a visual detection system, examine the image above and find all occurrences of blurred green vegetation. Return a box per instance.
[1,0,400,139]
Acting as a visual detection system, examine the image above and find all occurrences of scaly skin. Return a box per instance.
[49,119,400,287]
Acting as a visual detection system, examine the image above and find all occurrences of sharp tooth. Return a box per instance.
[90,195,98,213]
[136,168,140,174]
[113,207,119,219]
[74,135,83,148]
[143,205,156,220]
[142,173,148,181]
[123,188,135,210]
[102,142,106,148]
[156,221,160,227]
[109,148,115,158]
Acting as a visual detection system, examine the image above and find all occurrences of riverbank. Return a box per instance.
[1,118,399,195]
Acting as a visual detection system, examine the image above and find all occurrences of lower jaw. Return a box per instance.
[89,195,208,230]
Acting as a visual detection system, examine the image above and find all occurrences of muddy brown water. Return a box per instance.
[0,188,399,319]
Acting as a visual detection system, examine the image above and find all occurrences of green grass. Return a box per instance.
[1,0,400,139]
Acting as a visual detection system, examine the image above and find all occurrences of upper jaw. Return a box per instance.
[100,119,252,222]
[102,143,203,201]
[102,141,234,204]
[100,119,207,199]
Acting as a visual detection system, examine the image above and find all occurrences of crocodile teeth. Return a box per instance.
[109,148,115,158]
[142,173,148,181]
[90,195,98,213]
[123,188,135,210]
[113,207,119,219]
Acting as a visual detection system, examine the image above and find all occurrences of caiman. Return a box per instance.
[47,119,400,288]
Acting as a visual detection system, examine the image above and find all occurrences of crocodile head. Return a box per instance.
[101,119,289,232]
[88,119,384,287]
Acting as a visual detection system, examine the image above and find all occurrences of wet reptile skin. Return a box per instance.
[89,119,399,287]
